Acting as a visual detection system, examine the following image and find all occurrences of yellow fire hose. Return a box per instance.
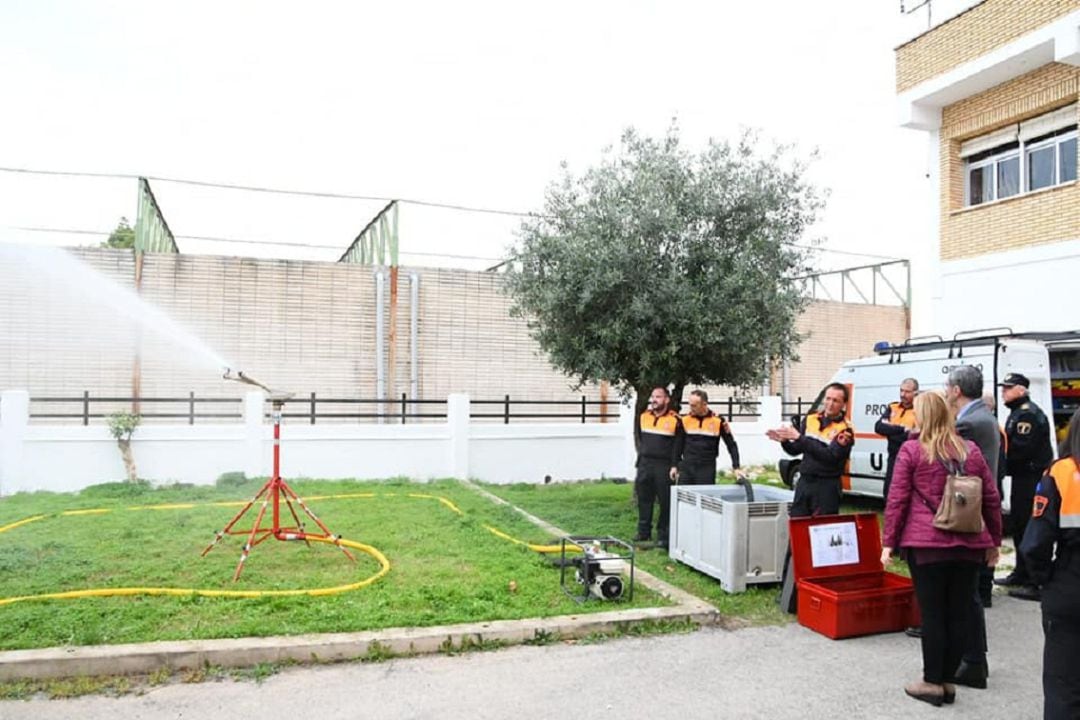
[0,491,577,606]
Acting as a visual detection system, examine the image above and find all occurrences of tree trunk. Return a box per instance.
[670,382,685,415]
[118,438,138,483]
[633,384,650,453]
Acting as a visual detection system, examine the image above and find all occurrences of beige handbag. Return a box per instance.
[916,459,985,534]
[933,460,985,533]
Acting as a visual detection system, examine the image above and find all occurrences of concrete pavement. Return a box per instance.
[0,592,1045,720]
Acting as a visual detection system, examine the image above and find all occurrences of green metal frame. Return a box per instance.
[339,200,399,266]
[134,177,179,254]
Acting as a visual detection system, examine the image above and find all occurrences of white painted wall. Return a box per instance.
[0,391,785,495]
[934,238,1080,336]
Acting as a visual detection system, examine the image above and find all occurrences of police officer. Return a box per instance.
[874,377,919,501]
[678,389,740,484]
[635,387,683,549]
[1020,409,1080,719]
[769,382,854,517]
[996,373,1054,601]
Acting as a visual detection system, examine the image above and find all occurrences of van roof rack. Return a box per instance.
[877,329,1080,355]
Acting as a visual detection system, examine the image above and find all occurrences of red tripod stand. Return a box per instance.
[203,384,355,581]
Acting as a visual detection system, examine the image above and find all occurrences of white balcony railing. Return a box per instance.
[896,0,985,47]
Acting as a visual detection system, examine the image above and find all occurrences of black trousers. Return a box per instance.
[1043,613,1080,719]
[779,474,842,613]
[678,460,716,485]
[962,575,988,666]
[1011,472,1040,584]
[635,458,672,542]
[908,554,980,684]
[790,474,841,518]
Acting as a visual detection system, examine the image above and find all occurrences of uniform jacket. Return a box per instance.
[781,413,853,480]
[637,409,683,466]
[680,411,740,468]
[875,401,917,479]
[1004,396,1054,478]
[1020,456,1080,619]
[883,439,1002,551]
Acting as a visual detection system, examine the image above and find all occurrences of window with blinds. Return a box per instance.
[962,103,1078,207]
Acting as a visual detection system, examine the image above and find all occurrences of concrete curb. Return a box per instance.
[0,485,720,681]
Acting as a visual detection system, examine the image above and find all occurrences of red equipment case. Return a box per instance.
[789,513,920,639]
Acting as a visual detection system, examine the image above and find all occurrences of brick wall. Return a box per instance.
[939,63,1080,260]
[896,0,1080,93]
[785,301,910,402]
[0,248,907,421]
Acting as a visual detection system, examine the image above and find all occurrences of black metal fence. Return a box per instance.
[470,396,616,423]
[781,397,815,419]
[31,392,242,425]
[27,392,766,425]
[277,394,448,424]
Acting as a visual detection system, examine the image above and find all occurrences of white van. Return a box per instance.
[778,330,1080,510]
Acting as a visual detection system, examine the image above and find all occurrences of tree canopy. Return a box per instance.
[102,217,135,249]
[505,124,822,406]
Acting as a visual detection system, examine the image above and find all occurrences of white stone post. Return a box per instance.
[447,393,470,479]
[243,390,266,478]
[0,390,30,496]
[758,394,782,429]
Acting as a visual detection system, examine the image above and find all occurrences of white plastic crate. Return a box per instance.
[668,484,795,593]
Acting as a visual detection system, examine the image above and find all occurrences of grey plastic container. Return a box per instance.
[668,483,795,593]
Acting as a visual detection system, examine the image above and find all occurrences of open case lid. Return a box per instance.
[789,513,883,581]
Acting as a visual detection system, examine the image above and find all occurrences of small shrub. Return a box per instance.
[215,471,248,488]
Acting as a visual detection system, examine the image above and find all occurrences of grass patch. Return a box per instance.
[0,479,667,652]
[0,674,132,700]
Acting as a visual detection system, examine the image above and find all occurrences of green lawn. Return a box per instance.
[483,468,795,627]
[0,478,668,651]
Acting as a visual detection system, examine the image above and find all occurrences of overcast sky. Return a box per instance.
[0,1,936,325]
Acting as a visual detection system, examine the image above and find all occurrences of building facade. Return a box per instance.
[897,0,1080,335]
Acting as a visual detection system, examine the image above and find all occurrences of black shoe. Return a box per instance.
[656,539,669,550]
[1008,585,1041,601]
[980,594,993,609]
[633,533,650,542]
[993,573,1023,587]
[904,681,944,707]
[951,661,988,690]
[904,626,923,638]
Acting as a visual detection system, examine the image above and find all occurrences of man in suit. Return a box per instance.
[945,365,1001,690]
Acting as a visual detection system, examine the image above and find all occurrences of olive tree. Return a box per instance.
[505,124,822,422]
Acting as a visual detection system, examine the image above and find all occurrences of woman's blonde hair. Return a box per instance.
[914,392,968,464]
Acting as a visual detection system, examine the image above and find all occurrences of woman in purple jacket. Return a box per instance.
[882,392,1003,707]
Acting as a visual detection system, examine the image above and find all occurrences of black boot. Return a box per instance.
[951,660,988,689]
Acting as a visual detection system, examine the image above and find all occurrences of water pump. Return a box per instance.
[558,536,635,603]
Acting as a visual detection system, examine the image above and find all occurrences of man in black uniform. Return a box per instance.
[635,387,683,549]
[874,377,919,502]
[1020,409,1080,719]
[996,373,1054,601]
[678,389,740,484]
[769,382,854,613]
[769,382,854,517]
